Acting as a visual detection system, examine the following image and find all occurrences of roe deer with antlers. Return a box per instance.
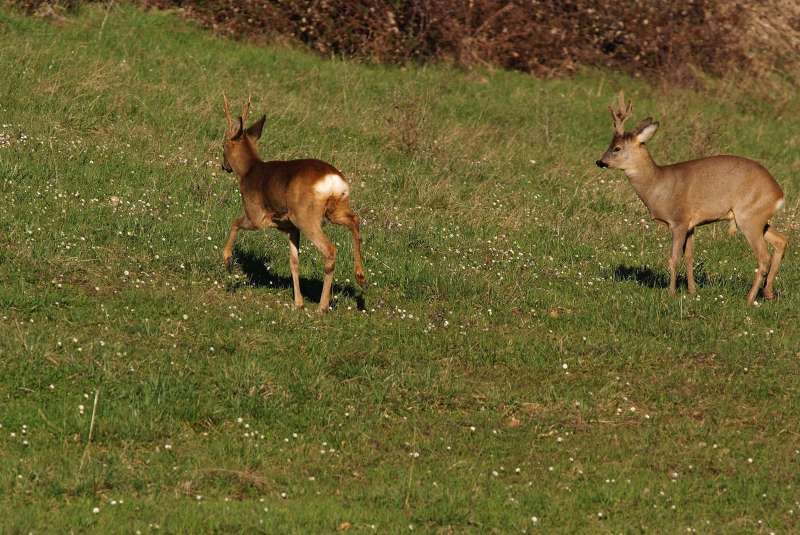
[596,92,787,305]
[220,95,366,312]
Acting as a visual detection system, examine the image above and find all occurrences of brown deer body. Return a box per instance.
[221,95,365,312]
[596,92,787,305]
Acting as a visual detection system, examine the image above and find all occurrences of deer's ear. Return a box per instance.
[634,117,654,131]
[231,117,244,140]
[246,115,266,141]
[636,122,659,143]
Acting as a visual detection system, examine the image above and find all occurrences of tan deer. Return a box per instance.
[596,92,787,305]
[220,94,365,312]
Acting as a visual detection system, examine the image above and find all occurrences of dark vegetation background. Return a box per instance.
[12,0,800,81]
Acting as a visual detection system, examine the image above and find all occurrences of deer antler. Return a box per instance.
[241,94,252,126]
[609,91,633,135]
[223,92,234,134]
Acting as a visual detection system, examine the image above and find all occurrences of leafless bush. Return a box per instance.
[14,1,800,80]
[6,0,84,12]
[140,0,748,79]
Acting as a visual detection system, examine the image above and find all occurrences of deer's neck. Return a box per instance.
[230,146,260,179]
[624,151,662,206]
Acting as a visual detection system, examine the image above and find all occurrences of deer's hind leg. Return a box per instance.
[763,226,787,300]
[739,220,771,305]
[302,224,336,312]
[291,200,337,312]
[290,198,338,312]
[726,211,738,236]
[326,197,366,288]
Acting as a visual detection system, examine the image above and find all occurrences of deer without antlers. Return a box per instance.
[596,91,787,305]
[220,94,366,312]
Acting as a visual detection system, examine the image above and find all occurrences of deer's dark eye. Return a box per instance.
[613,146,622,152]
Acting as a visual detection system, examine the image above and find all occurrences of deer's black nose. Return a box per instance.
[596,160,608,168]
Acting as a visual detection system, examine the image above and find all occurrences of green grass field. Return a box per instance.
[1,4,799,533]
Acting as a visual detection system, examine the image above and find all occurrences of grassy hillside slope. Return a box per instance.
[0,5,798,533]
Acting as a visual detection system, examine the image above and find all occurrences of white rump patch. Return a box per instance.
[775,197,785,212]
[314,174,349,199]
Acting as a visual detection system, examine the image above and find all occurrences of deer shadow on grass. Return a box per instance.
[229,249,365,310]
[612,264,709,290]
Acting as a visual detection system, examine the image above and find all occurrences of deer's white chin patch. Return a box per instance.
[775,197,785,212]
[314,174,349,199]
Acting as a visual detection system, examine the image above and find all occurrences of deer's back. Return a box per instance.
[659,155,783,224]
[244,159,343,212]
[665,155,780,194]
[662,156,783,203]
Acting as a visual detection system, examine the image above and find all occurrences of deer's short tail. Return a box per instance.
[315,173,350,200]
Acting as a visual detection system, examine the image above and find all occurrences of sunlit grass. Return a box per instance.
[1,4,799,533]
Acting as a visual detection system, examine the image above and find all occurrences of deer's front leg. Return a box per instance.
[684,229,697,295]
[668,226,688,295]
[223,214,255,271]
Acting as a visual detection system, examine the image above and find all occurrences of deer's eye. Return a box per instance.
[613,146,622,152]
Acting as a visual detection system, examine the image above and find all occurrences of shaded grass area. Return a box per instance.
[1,4,799,533]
